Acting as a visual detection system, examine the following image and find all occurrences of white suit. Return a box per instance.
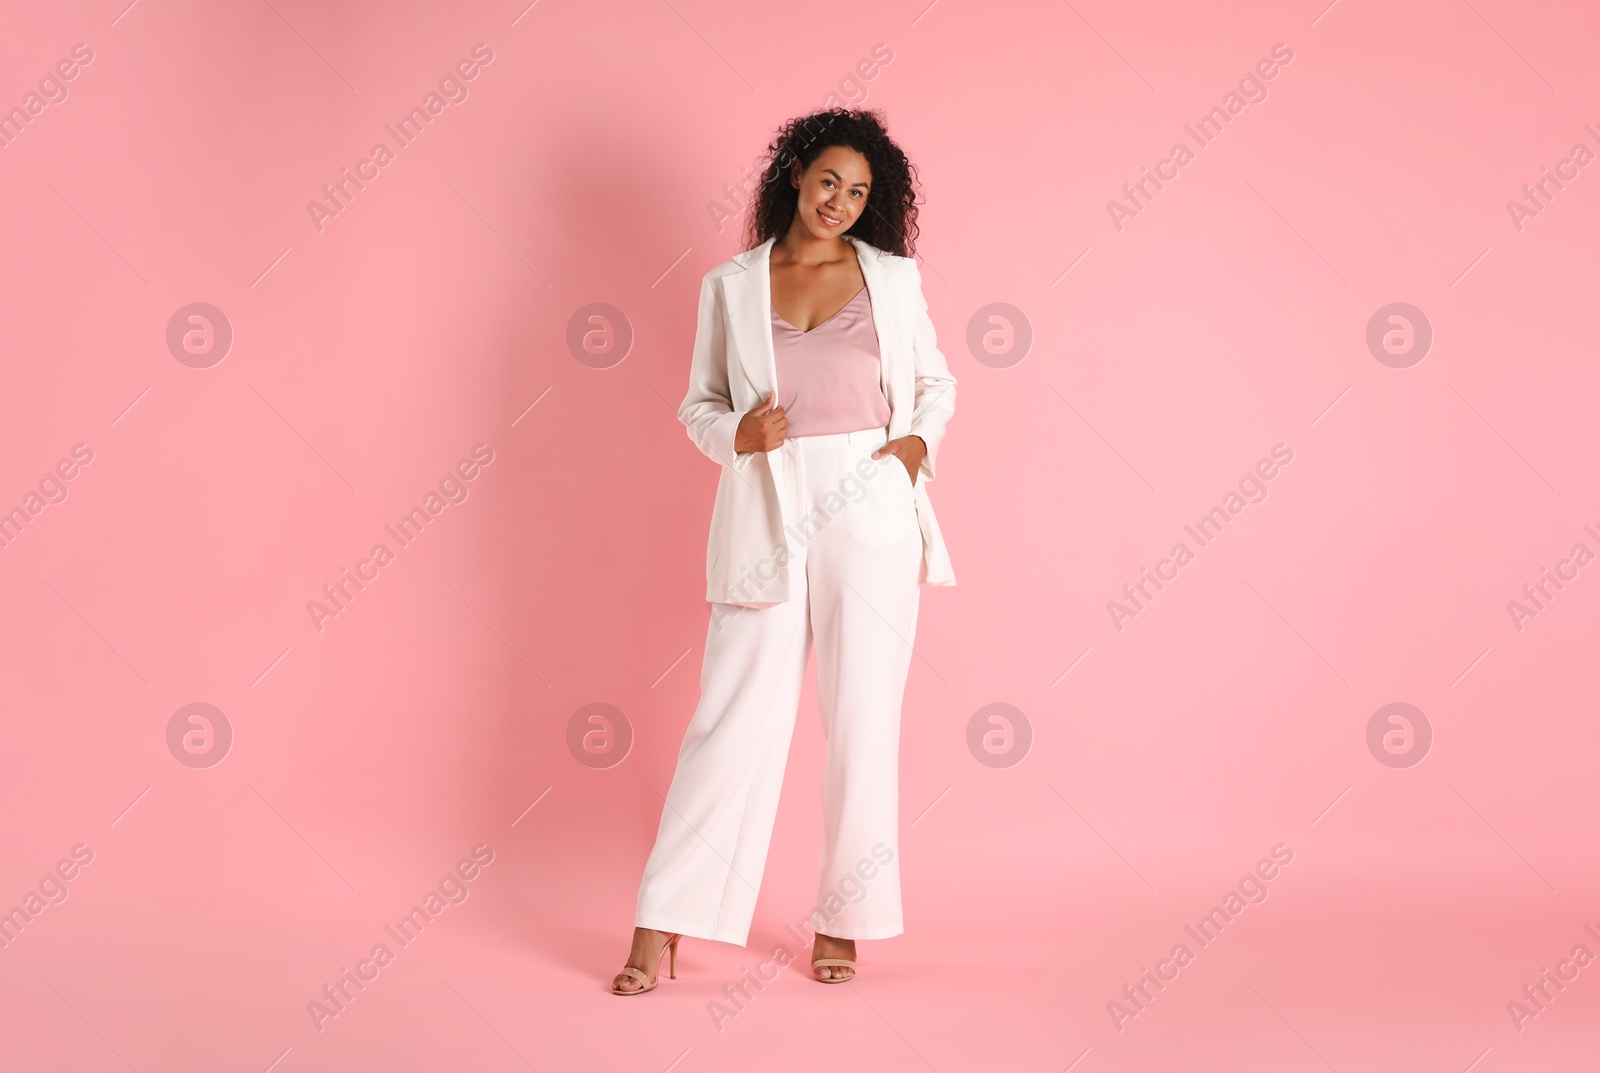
[677,234,957,607]
[633,234,957,947]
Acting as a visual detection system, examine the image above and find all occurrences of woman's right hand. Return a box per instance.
[734,390,787,454]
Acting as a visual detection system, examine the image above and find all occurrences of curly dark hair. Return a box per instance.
[741,107,921,259]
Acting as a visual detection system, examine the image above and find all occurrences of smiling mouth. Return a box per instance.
[818,209,842,227]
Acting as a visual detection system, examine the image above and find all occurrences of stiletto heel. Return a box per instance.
[611,931,682,995]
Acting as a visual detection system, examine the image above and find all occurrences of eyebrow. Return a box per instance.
[822,168,870,189]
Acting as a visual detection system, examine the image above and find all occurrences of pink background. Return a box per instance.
[2,0,1598,1070]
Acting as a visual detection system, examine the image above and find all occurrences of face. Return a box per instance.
[789,145,872,238]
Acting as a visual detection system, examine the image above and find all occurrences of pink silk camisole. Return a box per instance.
[770,285,891,438]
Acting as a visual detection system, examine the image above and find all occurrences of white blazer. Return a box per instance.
[678,233,956,607]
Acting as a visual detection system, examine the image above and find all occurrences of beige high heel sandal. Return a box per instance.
[611,932,681,995]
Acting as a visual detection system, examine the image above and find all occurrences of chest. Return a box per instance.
[768,261,868,333]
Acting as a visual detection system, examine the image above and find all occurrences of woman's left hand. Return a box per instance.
[872,435,926,487]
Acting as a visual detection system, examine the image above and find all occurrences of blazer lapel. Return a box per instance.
[845,234,900,423]
[722,236,776,402]
[720,237,790,530]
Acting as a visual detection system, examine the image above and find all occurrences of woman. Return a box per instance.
[612,107,955,995]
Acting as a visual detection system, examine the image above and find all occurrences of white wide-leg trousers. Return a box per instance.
[635,425,923,946]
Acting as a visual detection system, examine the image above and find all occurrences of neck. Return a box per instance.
[774,218,850,265]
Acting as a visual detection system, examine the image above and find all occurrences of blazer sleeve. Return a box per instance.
[903,258,956,484]
[677,271,754,471]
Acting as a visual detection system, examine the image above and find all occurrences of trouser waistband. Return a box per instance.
[784,425,891,447]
